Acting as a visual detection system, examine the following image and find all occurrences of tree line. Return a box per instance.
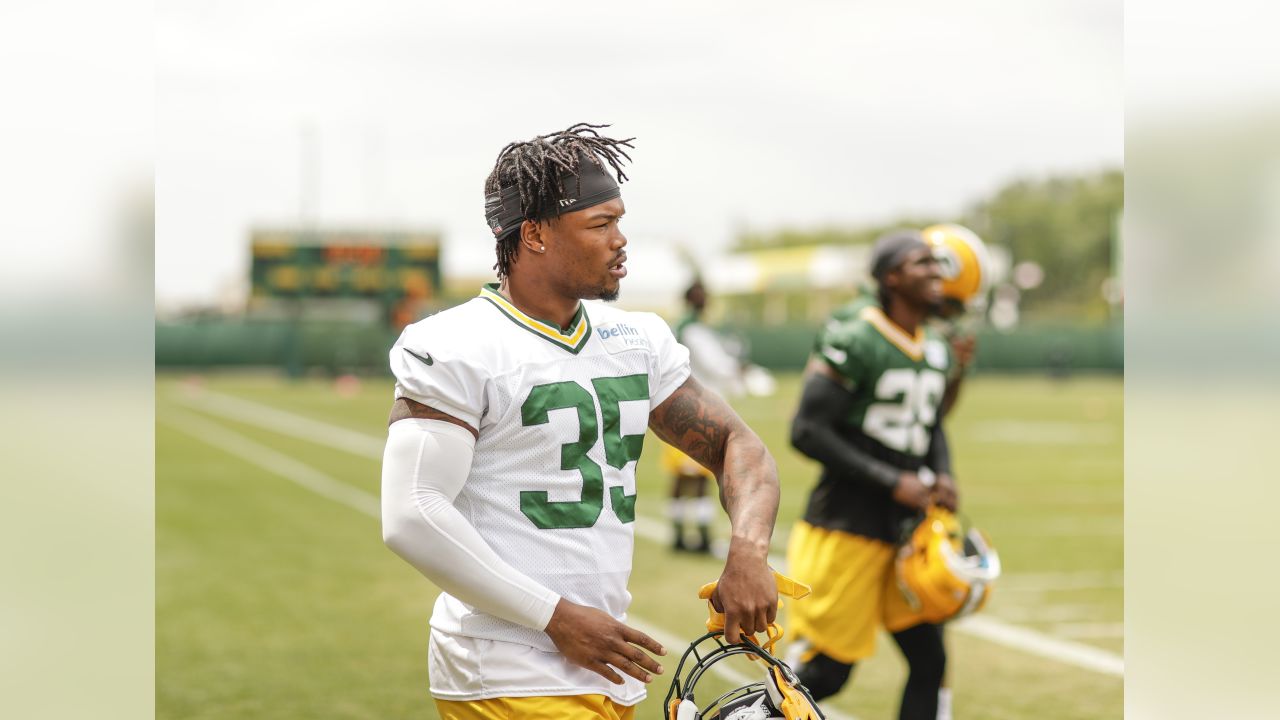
[733,169,1123,320]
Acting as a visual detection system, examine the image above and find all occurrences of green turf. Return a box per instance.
[157,372,1122,719]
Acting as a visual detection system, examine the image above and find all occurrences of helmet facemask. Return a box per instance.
[665,633,824,720]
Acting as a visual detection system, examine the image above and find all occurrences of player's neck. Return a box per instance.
[498,278,581,332]
[883,298,926,336]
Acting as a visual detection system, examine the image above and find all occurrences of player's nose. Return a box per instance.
[923,257,942,279]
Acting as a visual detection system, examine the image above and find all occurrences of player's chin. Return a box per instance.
[938,297,965,318]
[593,277,622,302]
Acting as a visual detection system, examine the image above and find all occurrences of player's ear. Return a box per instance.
[519,220,547,256]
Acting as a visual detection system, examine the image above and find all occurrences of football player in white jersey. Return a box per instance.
[381,123,781,720]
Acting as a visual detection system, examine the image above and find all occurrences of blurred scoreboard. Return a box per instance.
[250,229,442,302]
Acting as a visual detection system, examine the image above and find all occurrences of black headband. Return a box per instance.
[870,230,929,280]
[484,152,622,241]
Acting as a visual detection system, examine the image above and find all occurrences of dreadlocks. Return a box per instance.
[485,123,635,279]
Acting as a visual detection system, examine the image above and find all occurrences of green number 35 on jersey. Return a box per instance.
[518,375,649,530]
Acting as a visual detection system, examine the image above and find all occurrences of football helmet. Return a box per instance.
[922,224,991,307]
[894,507,1001,625]
[665,573,824,720]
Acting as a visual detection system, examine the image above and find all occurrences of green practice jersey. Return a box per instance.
[813,293,876,353]
[802,304,953,542]
[817,305,952,458]
[816,293,965,383]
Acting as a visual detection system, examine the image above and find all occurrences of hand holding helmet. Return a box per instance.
[709,545,780,644]
[931,473,959,512]
[891,471,933,511]
[666,572,826,720]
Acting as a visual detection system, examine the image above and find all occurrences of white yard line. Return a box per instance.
[174,387,387,458]
[166,410,381,517]
[1047,622,1125,640]
[162,409,859,719]
[169,389,1125,678]
[950,616,1124,677]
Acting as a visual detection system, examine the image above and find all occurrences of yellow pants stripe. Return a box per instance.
[435,694,636,720]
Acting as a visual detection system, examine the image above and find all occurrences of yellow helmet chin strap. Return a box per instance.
[670,572,823,720]
[696,570,811,655]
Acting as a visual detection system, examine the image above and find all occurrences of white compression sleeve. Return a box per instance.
[381,418,560,631]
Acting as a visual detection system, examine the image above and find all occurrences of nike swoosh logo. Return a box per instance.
[404,348,434,366]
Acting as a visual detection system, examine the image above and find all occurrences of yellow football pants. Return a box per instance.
[786,520,925,664]
[435,694,636,720]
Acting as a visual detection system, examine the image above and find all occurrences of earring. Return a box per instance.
[539,246,546,253]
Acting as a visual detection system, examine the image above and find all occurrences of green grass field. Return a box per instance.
[157,372,1122,719]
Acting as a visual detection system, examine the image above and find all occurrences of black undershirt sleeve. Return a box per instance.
[926,422,952,476]
[790,372,901,494]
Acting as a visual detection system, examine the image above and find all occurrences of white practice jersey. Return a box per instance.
[389,284,691,704]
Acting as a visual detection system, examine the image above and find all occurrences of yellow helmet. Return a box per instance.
[922,224,991,305]
[894,507,1001,625]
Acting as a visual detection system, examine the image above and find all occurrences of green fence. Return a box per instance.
[964,323,1123,373]
[725,322,1123,372]
[156,319,1122,375]
[156,319,399,376]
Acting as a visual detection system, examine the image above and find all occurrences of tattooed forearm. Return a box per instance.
[651,377,779,551]
[720,437,779,552]
[389,397,479,439]
[650,379,736,475]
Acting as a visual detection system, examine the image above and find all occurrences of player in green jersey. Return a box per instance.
[807,222,991,515]
[786,230,955,720]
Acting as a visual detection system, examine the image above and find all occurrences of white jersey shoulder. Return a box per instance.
[390,297,505,429]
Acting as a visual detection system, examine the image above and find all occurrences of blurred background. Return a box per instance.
[153,1,1125,719]
[156,1,1123,375]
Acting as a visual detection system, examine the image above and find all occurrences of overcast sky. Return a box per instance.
[156,0,1122,310]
